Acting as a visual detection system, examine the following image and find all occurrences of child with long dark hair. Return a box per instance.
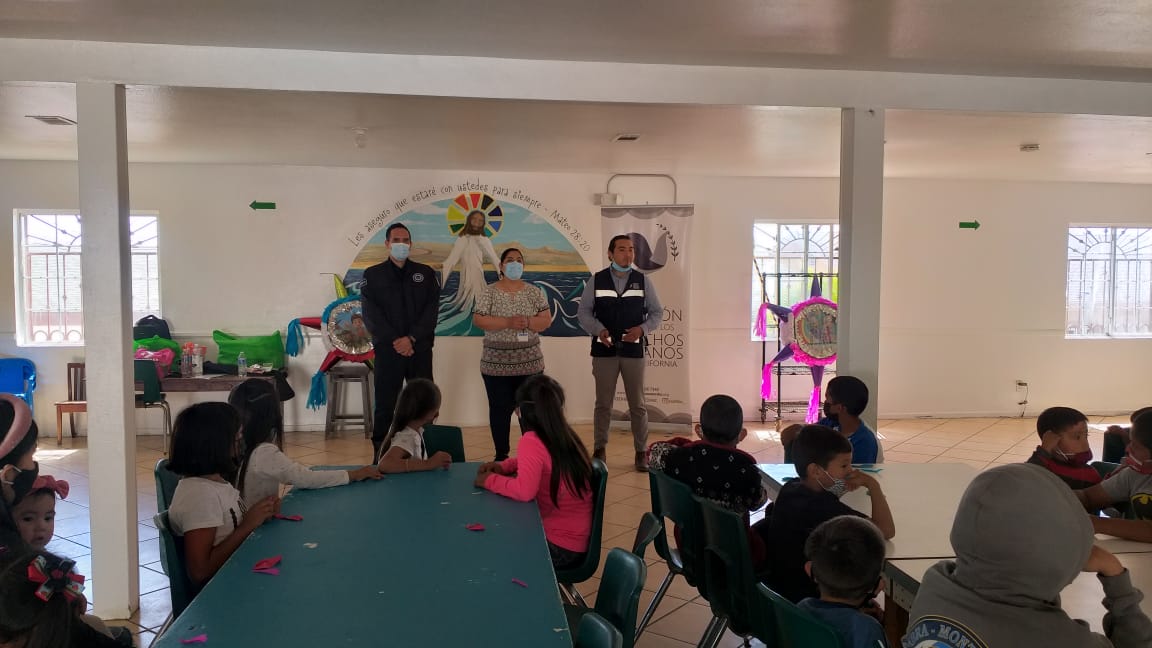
[229,379,380,505]
[474,374,595,569]
[0,548,82,648]
[376,379,453,474]
[166,402,277,588]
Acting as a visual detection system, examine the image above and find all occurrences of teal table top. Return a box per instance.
[153,463,571,647]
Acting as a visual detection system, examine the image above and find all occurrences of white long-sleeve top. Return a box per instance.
[240,442,349,505]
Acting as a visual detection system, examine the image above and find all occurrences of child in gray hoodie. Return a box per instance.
[903,463,1152,648]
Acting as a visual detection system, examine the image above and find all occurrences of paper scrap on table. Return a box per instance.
[274,514,303,521]
[180,635,207,644]
[465,523,485,531]
[253,555,282,570]
[440,501,450,505]
[252,567,280,576]
[511,578,528,588]
[303,542,318,549]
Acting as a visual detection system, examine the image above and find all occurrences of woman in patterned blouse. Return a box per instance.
[472,248,552,460]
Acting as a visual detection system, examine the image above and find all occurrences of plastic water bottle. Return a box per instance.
[237,352,248,378]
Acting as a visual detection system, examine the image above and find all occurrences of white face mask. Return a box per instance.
[818,467,848,498]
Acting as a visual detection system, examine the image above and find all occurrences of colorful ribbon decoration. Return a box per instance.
[27,555,85,603]
[30,474,69,499]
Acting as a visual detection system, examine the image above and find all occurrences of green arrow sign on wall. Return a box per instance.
[249,201,276,210]
[959,220,980,230]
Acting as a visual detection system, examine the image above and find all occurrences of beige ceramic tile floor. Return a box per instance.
[34,414,1127,647]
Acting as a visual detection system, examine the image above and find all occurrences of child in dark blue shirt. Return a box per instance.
[782,376,880,464]
[798,515,889,648]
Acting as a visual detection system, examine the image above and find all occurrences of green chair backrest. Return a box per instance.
[154,458,181,512]
[1092,461,1122,480]
[759,583,846,648]
[649,469,706,589]
[631,511,662,560]
[422,424,466,463]
[556,458,609,585]
[593,548,646,648]
[155,511,195,618]
[700,499,776,643]
[575,612,623,648]
[134,359,163,404]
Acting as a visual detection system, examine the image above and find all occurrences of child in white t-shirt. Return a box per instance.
[377,379,453,474]
[166,402,277,588]
[229,379,380,505]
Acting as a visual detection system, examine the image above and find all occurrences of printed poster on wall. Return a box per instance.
[601,205,693,428]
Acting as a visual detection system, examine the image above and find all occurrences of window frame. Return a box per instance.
[12,209,162,348]
[751,221,840,342]
[1065,224,1152,340]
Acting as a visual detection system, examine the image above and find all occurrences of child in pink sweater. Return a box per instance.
[475,374,595,569]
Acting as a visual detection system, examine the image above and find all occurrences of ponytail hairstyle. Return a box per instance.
[515,375,592,507]
[381,379,442,453]
[229,379,284,493]
[0,548,77,648]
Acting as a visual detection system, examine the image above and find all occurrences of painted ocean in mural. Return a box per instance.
[345,193,591,337]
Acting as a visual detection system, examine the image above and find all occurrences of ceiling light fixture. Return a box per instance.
[1019,143,1040,152]
[25,115,76,126]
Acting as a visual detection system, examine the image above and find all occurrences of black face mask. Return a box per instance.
[5,461,39,504]
[823,405,839,423]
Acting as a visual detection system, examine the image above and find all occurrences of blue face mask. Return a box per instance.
[610,261,631,273]
[390,242,411,261]
[819,467,848,498]
[503,262,524,280]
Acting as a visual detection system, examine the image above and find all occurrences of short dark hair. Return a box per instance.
[608,234,631,253]
[792,425,852,477]
[1036,406,1088,439]
[699,395,743,444]
[1132,407,1152,424]
[500,247,523,264]
[385,223,410,240]
[1132,411,1152,449]
[826,376,868,417]
[167,402,242,479]
[805,516,886,602]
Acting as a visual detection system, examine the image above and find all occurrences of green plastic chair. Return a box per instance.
[154,511,195,636]
[631,511,662,559]
[154,458,181,513]
[565,548,646,648]
[759,583,846,648]
[699,499,778,648]
[574,612,623,648]
[134,359,173,453]
[1092,461,1122,480]
[636,470,709,640]
[557,458,609,607]
[423,424,466,463]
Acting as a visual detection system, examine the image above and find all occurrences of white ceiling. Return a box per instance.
[1,0,1152,81]
[2,83,1151,183]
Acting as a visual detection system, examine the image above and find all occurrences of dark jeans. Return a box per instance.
[548,541,586,571]
[372,348,434,460]
[482,373,536,460]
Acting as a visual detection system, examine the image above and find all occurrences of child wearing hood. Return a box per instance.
[1078,410,1152,542]
[1028,406,1101,490]
[903,463,1152,648]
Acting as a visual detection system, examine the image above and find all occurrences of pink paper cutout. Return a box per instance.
[252,567,280,576]
[180,635,207,644]
[253,555,282,570]
[511,578,528,588]
[465,523,485,531]
[274,514,303,521]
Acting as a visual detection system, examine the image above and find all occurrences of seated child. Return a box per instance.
[229,378,380,505]
[475,374,594,570]
[166,402,278,588]
[799,516,889,648]
[1104,407,1152,464]
[1078,411,1152,542]
[759,424,895,603]
[648,394,768,566]
[1028,406,1100,489]
[11,474,69,550]
[781,376,879,465]
[905,464,1152,647]
[376,379,453,474]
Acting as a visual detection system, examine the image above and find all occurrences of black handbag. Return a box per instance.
[133,315,172,340]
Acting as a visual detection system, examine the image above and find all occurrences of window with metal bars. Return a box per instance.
[13,211,161,346]
[1066,226,1152,337]
[751,223,839,341]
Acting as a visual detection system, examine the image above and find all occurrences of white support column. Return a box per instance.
[838,108,885,428]
[76,82,139,618]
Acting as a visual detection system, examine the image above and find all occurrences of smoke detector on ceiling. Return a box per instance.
[612,133,641,142]
[1019,143,1040,152]
[26,115,77,126]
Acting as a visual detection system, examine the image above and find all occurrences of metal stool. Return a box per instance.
[324,364,373,439]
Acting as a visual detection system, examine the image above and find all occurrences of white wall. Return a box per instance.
[1,161,1150,438]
